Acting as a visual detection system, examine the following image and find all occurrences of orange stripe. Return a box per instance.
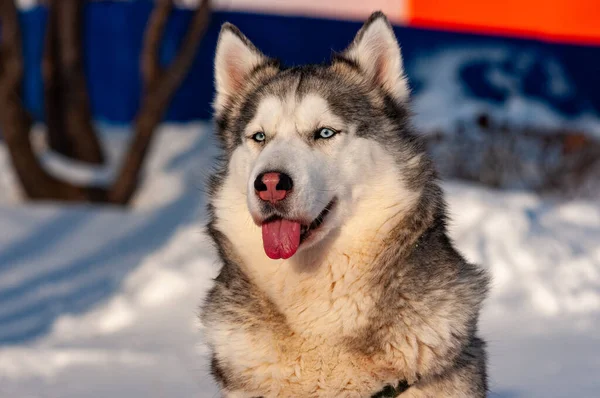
[407,0,600,45]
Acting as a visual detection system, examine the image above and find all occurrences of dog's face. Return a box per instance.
[211,13,423,261]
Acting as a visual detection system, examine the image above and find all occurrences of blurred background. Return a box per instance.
[0,1,598,397]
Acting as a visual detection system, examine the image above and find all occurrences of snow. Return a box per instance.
[0,122,599,397]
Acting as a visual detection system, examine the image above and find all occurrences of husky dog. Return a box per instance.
[201,12,489,398]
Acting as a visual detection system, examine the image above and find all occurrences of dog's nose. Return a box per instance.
[254,172,293,203]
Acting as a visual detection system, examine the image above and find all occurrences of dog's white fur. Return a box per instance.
[204,17,472,398]
[209,129,424,396]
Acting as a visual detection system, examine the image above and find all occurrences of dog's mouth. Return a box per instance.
[300,198,336,243]
[261,198,337,260]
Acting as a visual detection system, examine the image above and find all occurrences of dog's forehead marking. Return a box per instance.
[247,92,342,138]
[294,94,333,132]
[252,95,285,132]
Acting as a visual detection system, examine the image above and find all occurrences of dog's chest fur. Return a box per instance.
[260,246,378,337]
[202,179,463,396]
[204,240,452,397]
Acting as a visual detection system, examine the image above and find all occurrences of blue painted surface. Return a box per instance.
[17,4,600,125]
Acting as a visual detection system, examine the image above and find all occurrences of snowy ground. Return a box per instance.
[0,123,599,397]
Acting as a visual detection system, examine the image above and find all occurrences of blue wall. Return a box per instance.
[18,3,600,125]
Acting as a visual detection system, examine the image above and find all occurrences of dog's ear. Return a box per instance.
[343,12,409,102]
[214,23,269,113]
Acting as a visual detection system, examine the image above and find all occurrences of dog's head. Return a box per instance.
[210,12,428,262]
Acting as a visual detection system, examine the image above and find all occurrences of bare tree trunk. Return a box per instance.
[0,0,107,201]
[107,0,211,204]
[43,0,104,164]
[0,0,210,204]
[42,0,68,157]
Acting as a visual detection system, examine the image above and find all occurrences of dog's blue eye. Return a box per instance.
[316,128,337,139]
[252,132,266,142]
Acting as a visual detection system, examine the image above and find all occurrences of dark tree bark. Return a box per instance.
[107,0,211,204]
[0,0,210,204]
[43,0,105,164]
[0,0,106,201]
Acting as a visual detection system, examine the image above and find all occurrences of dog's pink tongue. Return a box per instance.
[261,219,301,259]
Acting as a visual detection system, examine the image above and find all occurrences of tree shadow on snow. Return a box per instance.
[0,129,214,344]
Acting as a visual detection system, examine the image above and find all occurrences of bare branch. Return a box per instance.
[141,0,174,86]
[0,0,209,204]
[43,0,68,156]
[0,0,108,201]
[108,0,211,204]
[156,0,210,101]
[43,0,105,164]
[0,0,24,90]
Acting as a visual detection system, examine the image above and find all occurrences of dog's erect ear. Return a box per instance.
[343,12,409,102]
[214,23,269,113]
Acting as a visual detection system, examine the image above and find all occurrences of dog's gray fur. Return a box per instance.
[201,12,489,397]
